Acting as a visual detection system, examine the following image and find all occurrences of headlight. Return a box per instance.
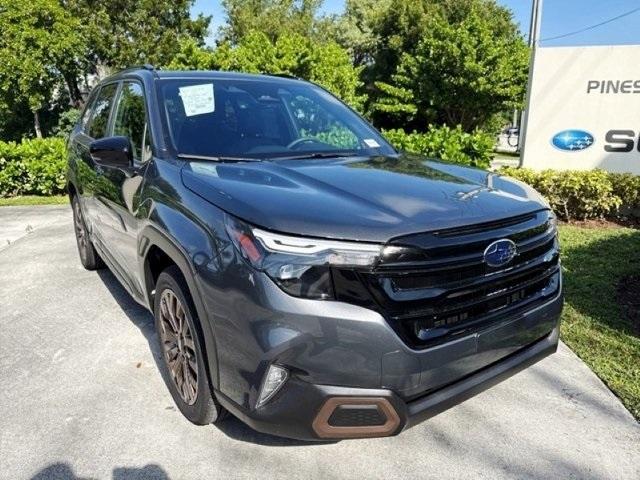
[224,214,382,299]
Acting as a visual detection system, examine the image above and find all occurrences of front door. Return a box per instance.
[94,81,153,297]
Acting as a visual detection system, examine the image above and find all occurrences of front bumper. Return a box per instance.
[214,324,560,441]
[200,260,563,441]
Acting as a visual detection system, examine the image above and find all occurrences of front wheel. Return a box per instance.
[153,266,226,425]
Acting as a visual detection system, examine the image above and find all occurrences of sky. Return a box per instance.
[191,0,640,47]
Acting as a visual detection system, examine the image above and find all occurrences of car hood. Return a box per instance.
[181,154,549,243]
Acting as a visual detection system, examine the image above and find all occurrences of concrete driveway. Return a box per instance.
[1,205,638,480]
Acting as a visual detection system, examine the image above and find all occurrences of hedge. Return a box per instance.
[383,125,495,169]
[0,138,67,197]
[501,167,640,221]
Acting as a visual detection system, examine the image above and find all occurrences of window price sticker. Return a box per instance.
[179,83,215,117]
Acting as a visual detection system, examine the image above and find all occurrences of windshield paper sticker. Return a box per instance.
[179,84,215,117]
[364,138,380,148]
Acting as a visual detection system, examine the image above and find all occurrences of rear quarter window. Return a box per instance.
[88,83,118,139]
[79,89,99,132]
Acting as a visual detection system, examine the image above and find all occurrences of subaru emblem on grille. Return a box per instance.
[483,239,517,267]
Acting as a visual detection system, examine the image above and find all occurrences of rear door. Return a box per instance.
[75,82,119,237]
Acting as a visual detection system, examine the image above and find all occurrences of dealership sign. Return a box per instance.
[521,45,640,174]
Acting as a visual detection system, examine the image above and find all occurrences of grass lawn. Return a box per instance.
[559,225,640,420]
[0,195,68,206]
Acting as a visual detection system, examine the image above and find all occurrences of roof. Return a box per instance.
[104,67,305,85]
[157,70,301,82]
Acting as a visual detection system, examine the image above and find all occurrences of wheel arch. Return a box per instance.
[140,225,220,389]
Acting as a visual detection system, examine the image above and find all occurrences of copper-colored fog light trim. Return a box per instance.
[312,397,401,439]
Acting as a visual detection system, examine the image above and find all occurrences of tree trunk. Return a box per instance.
[64,72,84,108]
[33,110,42,138]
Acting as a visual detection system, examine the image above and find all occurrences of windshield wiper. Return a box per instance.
[177,153,262,163]
[270,151,359,161]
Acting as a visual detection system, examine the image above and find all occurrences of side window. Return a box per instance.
[80,89,99,131]
[113,82,151,162]
[88,83,118,139]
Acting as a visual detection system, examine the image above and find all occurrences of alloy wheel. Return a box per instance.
[159,289,199,405]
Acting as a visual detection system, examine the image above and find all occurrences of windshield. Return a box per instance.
[158,77,395,159]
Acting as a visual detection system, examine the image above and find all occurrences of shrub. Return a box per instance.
[382,125,495,169]
[0,138,67,196]
[500,167,633,221]
[609,172,640,213]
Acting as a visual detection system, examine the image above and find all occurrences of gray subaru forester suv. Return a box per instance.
[66,66,563,440]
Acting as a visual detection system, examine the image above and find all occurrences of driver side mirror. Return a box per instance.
[89,136,133,169]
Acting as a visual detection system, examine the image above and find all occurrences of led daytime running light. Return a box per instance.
[253,228,381,256]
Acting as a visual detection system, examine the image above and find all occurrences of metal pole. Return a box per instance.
[528,0,543,48]
[518,0,544,164]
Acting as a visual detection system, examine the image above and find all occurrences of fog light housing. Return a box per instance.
[312,397,401,439]
[256,364,289,408]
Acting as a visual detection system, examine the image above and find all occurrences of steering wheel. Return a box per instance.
[286,137,327,150]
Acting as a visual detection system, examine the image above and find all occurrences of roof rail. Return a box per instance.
[121,64,151,70]
[268,72,302,81]
[117,64,159,78]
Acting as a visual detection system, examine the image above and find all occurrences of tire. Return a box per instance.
[153,265,226,425]
[71,195,104,270]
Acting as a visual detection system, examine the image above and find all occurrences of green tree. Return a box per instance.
[373,0,528,131]
[336,0,437,79]
[66,0,210,73]
[166,38,218,71]
[334,0,391,66]
[366,0,436,81]
[220,0,327,44]
[0,0,89,137]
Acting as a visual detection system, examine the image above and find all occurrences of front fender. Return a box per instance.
[139,211,223,389]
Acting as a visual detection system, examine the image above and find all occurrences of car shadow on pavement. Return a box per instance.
[95,269,160,361]
[31,462,170,480]
[213,414,336,446]
[425,407,608,480]
[95,268,333,447]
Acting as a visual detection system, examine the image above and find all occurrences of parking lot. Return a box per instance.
[1,205,638,480]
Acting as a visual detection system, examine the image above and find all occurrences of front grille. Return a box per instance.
[353,210,561,349]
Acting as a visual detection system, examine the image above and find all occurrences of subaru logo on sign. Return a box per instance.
[484,239,517,267]
[551,130,594,151]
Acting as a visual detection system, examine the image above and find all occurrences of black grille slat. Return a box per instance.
[432,213,536,237]
[515,228,556,252]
